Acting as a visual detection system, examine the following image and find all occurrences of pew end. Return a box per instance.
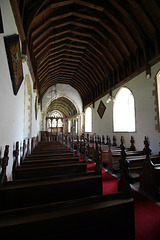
[140,155,160,200]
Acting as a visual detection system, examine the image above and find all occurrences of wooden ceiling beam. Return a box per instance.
[37,57,100,88]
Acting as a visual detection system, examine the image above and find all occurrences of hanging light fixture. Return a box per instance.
[54,84,57,99]
[146,65,151,79]
[106,88,114,103]
[47,85,57,99]
[106,90,112,103]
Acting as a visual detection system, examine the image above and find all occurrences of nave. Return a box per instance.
[0,138,160,240]
[0,139,134,240]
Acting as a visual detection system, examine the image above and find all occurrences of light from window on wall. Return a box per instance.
[76,120,78,134]
[113,87,136,132]
[157,72,160,127]
[85,107,92,132]
[68,120,71,133]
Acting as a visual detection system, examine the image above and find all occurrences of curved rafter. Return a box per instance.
[47,97,77,117]
[10,0,160,108]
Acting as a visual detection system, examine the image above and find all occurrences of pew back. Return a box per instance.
[14,162,87,180]
[0,193,135,240]
[0,172,102,210]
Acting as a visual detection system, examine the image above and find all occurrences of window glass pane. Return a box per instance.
[113,87,135,132]
[85,107,92,132]
[52,119,57,127]
[58,119,63,127]
[68,120,71,133]
[157,71,160,127]
[50,110,63,118]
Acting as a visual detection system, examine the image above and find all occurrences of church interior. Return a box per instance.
[0,0,160,239]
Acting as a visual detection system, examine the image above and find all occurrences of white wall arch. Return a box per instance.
[42,84,83,115]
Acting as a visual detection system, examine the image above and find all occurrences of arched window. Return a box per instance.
[85,107,92,132]
[49,110,63,127]
[50,110,63,118]
[68,120,71,133]
[113,87,136,132]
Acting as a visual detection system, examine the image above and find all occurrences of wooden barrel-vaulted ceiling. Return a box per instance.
[11,0,160,108]
[47,97,77,117]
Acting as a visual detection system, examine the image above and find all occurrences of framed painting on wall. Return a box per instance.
[97,100,106,119]
[4,34,23,95]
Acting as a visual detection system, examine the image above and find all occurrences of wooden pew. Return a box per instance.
[0,171,102,210]
[0,192,135,240]
[108,147,145,174]
[14,162,87,180]
[26,152,74,159]
[11,141,86,180]
[0,145,9,184]
[0,141,135,239]
[101,136,137,170]
[21,156,80,167]
[13,143,82,180]
[0,140,103,211]
[140,137,160,199]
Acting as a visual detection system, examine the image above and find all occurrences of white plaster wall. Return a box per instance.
[42,84,83,114]
[0,0,41,179]
[92,62,160,154]
[0,0,23,179]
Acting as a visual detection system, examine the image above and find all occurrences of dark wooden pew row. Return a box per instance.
[21,156,80,167]
[108,149,145,173]
[31,147,72,155]
[14,162,87,180]
[97,136,137,169]
[28,141,73,157]
[25,152,74,160]
[32,142,66,150]
[139,138,160,200]
[0,140,135,239]
[0,192,135,240]
[0,171,102,210]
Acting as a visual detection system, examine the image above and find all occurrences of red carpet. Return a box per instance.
[134,191,160,240]
[86,159,160,240]
[102,169,119,195]
[87,160,118,195]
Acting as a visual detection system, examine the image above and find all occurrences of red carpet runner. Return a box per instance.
[86,159,160,240]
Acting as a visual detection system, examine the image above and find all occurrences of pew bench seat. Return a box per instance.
[25,155,77,162]
[14,162,87,180]
[21,157,80,167]
[108,150,145,173]
[5,171,98,186]
[0,172,102,210]
[0,193,135,240]
[140,155,160,199]
[26,152,74,159]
